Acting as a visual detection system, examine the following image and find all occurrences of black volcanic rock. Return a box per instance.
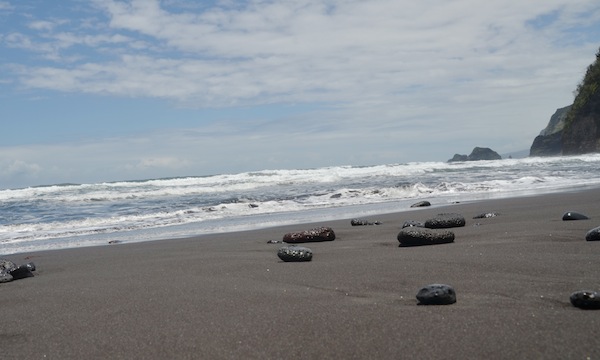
[410,200,431,208]
[570,290,600,309]
[277,246,313,262]
[397,227,455,247]
[424,213,466,229]
[283,227,335,243]
[585,226,600,241]
[416,284,457,305]
[351,219,382,226]
[562,211,589,221]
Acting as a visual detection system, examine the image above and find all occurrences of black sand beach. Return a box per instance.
[3,189,600,359]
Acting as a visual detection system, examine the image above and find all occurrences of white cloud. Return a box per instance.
[1,0,600,188]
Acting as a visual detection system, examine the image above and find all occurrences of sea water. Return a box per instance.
[2,154,600,254]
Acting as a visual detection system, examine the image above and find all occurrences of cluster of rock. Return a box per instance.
[1,259,36,283]
[274,227,337,263]
[397,213,465,247]
[266,207,599,308]
[447,147,502,163]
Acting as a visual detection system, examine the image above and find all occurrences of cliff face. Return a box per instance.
[529,106,570,156]
[562,48,600,154]
[530,48,600,157]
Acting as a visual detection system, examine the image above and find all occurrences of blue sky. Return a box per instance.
[1,0,599,189]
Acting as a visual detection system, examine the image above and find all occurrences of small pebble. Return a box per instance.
[570,290,600,309]
[562,211,589,221]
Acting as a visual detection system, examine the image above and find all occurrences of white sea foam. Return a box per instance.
[2,154,600,254]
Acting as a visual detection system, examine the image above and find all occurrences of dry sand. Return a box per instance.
[3,189,600,359]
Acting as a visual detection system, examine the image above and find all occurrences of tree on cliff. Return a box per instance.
[562,47,600,154]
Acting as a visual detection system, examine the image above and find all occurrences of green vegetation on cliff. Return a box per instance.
[562,47,600,154]
[570,48,600,122]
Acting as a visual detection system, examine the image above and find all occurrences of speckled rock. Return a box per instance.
[0,259,36,283]
[0,271,13,283]
[351,219,382,226]
[473,212,499,219]
[562,211,589,221]
[401,220,424,229]
[277,246,313,262]
[425,213,466,229]
[416,284,457,305]
[570,290,600,309]
[397,227,454,247]
[410,200,431,208]
[585,226,600,241]
[283,227,335,243]
[0,259,17,272]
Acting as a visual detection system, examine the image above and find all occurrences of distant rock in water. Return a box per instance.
[424,213,466,229]
[562,211,589,221]
[447,147,502,162]
[416,284,457,305]
[283,227,336,243]
[570,290,600,309]
[410,200,431,208]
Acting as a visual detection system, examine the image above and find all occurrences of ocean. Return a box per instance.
[2,154,600,255]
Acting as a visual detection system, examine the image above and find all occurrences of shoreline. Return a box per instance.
[6,184,600,256]
[3,188,600,358]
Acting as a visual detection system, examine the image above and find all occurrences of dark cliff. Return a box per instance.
[530,48,600,156]
[562,49,600,155]
[529,106,570,156]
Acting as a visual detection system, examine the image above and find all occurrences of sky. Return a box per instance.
[1,0,599,189]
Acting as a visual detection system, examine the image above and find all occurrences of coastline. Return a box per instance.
[3,188,600,359]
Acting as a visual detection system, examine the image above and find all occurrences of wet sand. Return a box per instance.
[3,189,600,359]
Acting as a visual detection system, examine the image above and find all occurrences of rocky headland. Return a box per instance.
[531,48,600,156]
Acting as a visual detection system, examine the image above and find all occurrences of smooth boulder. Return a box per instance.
[410,201,431,208]
[416,284,457,305]
[397,227,454,247]
[277,246,313,262]
[424,213,466,229]
[585,226,600,241]
[283,227,336,243]
[570,290,600,309]
[562,211,589,221]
